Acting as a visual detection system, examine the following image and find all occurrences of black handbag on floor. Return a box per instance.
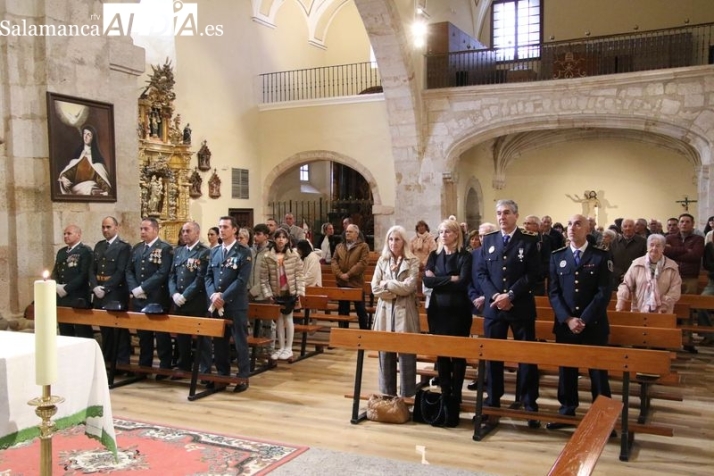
[412,389,445,426]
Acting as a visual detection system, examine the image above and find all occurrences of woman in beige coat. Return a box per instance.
[371,225,420,397]
[616,233,681,313]
[261,228,305,360]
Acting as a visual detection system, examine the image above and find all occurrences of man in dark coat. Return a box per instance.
[126,218,173,374]
[90,216,131,363]
[169,221,210,373]
[477,199,541,428]
[547,214,613,429]
[53,224,93,337]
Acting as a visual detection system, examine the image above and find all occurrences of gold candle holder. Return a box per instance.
[28,385,65,476]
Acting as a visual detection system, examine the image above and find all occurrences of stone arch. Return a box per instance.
[252,0,357,48]
[443,113,710,175]
[261,149,382,214]
[463,176,483,231]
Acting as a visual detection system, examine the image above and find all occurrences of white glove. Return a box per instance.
[172,293,186,307]
[93,286,106,299]
[56,284,67,298]
[132,286,147,299]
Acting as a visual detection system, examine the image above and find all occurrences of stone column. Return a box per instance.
[0,0,144,318]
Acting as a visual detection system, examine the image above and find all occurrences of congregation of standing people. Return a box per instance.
[50,206,712,411]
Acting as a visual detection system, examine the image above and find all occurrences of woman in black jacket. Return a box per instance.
[422,218,472,426]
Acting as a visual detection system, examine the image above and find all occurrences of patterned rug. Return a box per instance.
[0,418,307,475]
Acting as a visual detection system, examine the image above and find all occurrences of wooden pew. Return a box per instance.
[535,307,678,329]
[57,306,230,400]
[57,304,282,400]
[547,396,623,476]
[248,303,281,372]
[469,315,679,423]
[305,286,364,326]
[330,329,672,462]
[292,294,329,361]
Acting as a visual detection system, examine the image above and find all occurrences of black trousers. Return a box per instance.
[556,326,611,415]
[338,299,369,329]
[483,317,539,411]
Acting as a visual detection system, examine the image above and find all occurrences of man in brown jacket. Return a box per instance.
[331,224,370,329]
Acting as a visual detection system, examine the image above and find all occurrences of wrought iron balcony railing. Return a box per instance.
[260,61,382,104]
[259,23,714,102]
[426,22,714,89]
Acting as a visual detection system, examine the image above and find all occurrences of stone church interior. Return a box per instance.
[1,0,714,474]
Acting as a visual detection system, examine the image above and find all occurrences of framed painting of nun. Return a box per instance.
[46,92,117,202]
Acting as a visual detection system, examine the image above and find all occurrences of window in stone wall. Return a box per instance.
[492,0,542,61]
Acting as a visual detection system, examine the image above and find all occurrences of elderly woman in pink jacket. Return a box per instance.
[616,234,681,313]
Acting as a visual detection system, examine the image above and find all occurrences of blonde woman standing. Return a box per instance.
[261,228,305,360]
[371,225,420,397]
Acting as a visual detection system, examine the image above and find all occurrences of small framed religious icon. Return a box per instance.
[208,169,221,199]
[197,140,212,171]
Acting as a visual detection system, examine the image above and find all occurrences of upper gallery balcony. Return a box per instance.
[425,21,714,89]
[258,22,714,104]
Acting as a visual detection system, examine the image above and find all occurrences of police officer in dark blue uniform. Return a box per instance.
[169,221,210,373]
[477,200,541,428]
[126,218,173,374]
[204,216,253,393]
[547,214,612,429]
[90,216,131,364]
[53,224,94,338]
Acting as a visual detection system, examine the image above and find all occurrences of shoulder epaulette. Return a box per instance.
[551,246,568,254]
[520,229,538,237]
[485,230,499,236]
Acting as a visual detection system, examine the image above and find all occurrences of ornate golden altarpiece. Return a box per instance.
[137,61,192,245]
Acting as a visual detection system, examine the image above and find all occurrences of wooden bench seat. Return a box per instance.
[57,307,232,401]
[548,396,623,476]
[58,304,284,399]
[330,328,673,462]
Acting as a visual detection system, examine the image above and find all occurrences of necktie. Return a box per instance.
[573,249,581,266]
[503,234,510,246]
[222,247,227,261]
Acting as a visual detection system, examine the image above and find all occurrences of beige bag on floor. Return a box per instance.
[366,394,410,424]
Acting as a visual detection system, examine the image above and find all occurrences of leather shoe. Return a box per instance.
[204,381,215,389]
[527,419,541,429]
[546,422,575,430]
[610,429,618,438]
[170,375,185,381]
[467,381,478,391]
[233,382,249,393]
[155,374,169,381]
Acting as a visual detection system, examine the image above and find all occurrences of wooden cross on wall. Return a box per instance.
[675,196,697,211]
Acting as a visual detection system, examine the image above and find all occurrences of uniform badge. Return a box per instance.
[518,248,524,261]
[608,260,613,272]
[560,260,567,268]
[488,246,495,254]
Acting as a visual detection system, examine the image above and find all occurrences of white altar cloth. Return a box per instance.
[0,331,116,455]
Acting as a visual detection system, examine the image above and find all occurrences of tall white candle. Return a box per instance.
[35,271,57,386]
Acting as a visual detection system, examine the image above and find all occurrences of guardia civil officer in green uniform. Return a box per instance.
[168,221,210,373]
[53,224,94,338]
[90,216,131,364]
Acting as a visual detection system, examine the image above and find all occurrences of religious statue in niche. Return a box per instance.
[189,167,202,198]
[208,169,221,199]
[148,174,164,216]
[168,113,184,145]
[183,123,191,145]
[566,190,600,222]
[197,140,211,171]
